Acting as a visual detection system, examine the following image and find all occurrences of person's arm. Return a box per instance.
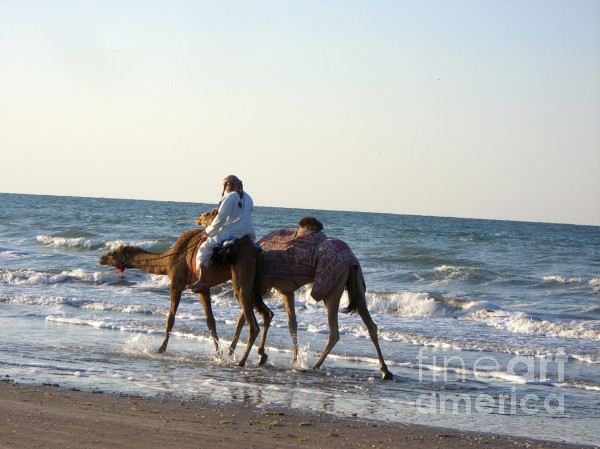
[205,193,237,237]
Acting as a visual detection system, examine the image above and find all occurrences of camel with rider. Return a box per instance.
[99,211,392,379]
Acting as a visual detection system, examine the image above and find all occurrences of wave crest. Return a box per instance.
[487,312,600,341]
[366,291,498,318]
[542,275,583,284]
[0,268,121,285]
[36,235,163,252]
[36,235,96,249]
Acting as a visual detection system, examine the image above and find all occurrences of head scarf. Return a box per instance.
[220,175,244,207]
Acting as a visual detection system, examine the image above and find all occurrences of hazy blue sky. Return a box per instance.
[1,0,599,225]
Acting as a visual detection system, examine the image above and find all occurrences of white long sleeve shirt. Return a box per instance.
[205,191,256,243]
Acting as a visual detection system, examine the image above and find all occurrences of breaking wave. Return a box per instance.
[363,291,600,346]
[0,268,121,285]
[432,264,497,283]
[486,312,600,341]
[36,235,164,252]
[542,275,583,284]
[366,291,499,319]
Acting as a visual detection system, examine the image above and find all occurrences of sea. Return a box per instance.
[1,193,598,446]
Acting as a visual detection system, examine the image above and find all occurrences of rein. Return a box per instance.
[116,234,204,273]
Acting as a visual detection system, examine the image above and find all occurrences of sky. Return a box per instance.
[1,1,599,226]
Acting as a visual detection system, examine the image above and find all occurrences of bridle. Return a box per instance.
[116,254,127,273]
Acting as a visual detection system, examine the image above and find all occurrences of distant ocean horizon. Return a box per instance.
[1,192,599,445]
[3,191,598,227]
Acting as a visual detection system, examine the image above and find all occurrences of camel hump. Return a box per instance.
[298,216,323,231]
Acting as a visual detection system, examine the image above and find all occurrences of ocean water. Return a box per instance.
[0,193,598,445]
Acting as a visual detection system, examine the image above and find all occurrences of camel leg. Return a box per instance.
[355,302,393,380]
[232,261,260,367]
[159,287,182,353]
[229,312,246,356]
[197,291,219,353]
[229,302,274,366]
[281,292,298,363]
[345,267,393,380]
[237,297,259,367]
[255,301,274,366]
[312,293,341,370]
[311,271,348,370]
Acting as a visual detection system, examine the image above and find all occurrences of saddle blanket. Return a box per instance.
[258,228,364,301]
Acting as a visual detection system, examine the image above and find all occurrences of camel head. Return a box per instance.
[196,208,218,228]
[99,245,129,272]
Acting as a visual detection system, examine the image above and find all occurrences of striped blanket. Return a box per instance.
[258,228,364,300]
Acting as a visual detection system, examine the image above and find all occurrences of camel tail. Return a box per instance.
[342,265,366,315]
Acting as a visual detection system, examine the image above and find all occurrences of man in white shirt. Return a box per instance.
[190,175,256,293]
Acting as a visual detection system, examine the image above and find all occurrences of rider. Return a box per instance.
[190,175,256,293]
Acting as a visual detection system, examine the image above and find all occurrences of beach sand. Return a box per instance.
[0,379,589,449]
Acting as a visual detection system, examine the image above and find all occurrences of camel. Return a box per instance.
[197,211,393,380]
[98,228,273,367]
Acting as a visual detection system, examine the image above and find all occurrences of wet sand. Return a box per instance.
[0,380,589,449]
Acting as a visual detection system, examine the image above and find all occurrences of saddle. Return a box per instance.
[209,235,261,266]
[211,239,238,265]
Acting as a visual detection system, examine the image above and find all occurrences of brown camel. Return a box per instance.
[98,228,273,367]
[197,211,393,380]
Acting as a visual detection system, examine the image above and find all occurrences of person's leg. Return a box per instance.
[190,238,216,293]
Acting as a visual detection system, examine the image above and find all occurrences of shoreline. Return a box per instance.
[1,379,590,449]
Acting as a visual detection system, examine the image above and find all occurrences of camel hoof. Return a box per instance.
[382,371,393,380]
[258,353,268,366]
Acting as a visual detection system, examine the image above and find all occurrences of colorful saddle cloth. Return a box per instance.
[258,228,364,301]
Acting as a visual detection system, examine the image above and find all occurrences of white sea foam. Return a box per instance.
[103,239,161,251]
[307,324,328,334]
[82,301,201,321]
[542,275,583,284]
[0,293,78,306]
[36,235,96,249]
[123,334,159,357]
[83,301,161,315]
[368,291,455,318]
[486,312,600,341]
[0,268,122,285]
[138,274,171,288]
[435,264,466,273]
[45,315,155,333]
[0,293,185,319]
[365,290,600,344]
[366,291,498,319]
[433,264,486,282]
[36,235,161,252]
